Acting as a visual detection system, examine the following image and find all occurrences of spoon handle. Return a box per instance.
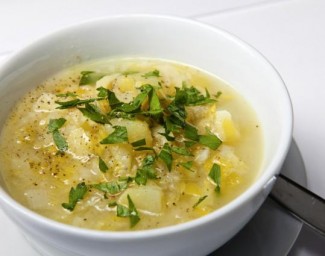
[269,173,325,235]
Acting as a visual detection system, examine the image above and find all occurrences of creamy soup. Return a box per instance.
[0,58,263,230]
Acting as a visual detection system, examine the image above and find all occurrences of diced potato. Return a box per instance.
[194,147,210,165]
[66,108,88,126]
[151,125,168,149]
[115,76,135,93]
[193,205,213,217]
[104,144,133,177]
[96,74,119,90]
[186,104,217,125]
[25,189,50,210]
[66,127,92,161]
[157,64,189,89]
[218,145,247,175]
[110,119,153,146]
[118,185,163,214]
[99,75,139,103]
[184,182,202,196]
[213,110,240,143]
[33,93,58,112]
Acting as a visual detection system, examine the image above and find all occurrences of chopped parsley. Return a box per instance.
[78,103,110,124]
[48,118,68,152]
[135,155,157,185]
[116,195,140,228]
[62,182,88,211]
[79,71,106,85]
[179,161,194,172]
[193,195,208,208]
[92,180,128,195]
[96,87,123,109]
[100,126,128,144]
[208,163,222,192]
[142,69,160,78]
[56,92,77,98]
[55,98,99,109]
[199,132,222,150]
[131,138,146,147]
[98,156,109,173]
[159,143,173,171]
[171,146,193,156]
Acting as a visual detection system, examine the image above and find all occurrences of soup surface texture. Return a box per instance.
[0,58,263,230]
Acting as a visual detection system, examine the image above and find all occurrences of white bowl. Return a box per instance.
[0,15,292,256]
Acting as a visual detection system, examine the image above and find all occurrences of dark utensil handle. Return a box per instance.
[269,173,325,235]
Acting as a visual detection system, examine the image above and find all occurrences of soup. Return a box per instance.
[0,58,263,231]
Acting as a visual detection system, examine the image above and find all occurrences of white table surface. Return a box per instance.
[0,0,324,255]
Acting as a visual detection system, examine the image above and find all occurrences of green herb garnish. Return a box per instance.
[100,126,128,144]
[184,140,197,148]
[62,182,88,211]
[96,87,123,109]
[179,161,194,172]
[184,123,199,141]
[135,155,157,185]
[131,138,146,147]
[116,195,140,228]
[199,129,222,150]
[133,146,156,152]
[55,98,98,109]
[193,195,208,208]
[159,143,173,171]
[48,118,68,152]
[117,84,152,113]
[48,118,66,132]
[98,156,109,173]
[78,103,110,124]
[184,125,222,150]
[92,180,128,195]
[142,69,160,78]
[79,71,106,85]
[122,70,139,76]
[171,146,193,156]
[208,163,221,192]
[179,84,216,106]
[147,88,163,115]
[56,92,77,98]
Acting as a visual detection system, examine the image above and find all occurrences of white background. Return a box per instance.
[1,0,324,255]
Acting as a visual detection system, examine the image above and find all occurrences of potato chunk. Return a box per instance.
[214,110,240,143]
[33,93,58,113]
[118,185,163,214]
[110,119,153,146]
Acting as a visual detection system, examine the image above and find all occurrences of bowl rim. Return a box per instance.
[0,14,293,240]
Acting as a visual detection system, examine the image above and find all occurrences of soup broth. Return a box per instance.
[0,58,263,230]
